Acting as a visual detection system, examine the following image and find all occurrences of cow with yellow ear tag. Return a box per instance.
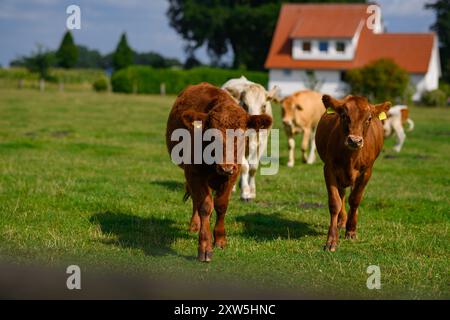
[315,94,391,252]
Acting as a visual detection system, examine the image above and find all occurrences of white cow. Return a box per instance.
[383,105,414,152]
[222,76,280,201]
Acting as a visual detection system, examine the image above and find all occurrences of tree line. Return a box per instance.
[10,31,183,78]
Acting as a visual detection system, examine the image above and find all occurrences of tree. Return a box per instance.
[425,0,450,82]
[167,0,366,70]
[24,45,56,80]
[56,31,78,69]
[113,33,134,71]
[134,51,182,68]
[75,45,103,69]
[345,59,410,103]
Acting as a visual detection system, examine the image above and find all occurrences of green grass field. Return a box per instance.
[0,88,448,299]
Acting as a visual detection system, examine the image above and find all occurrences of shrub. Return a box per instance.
[439,81,450,100]
[345,59,410,102]
[111,66,268,95]
[93,76,109,92]
[421,89,447,107]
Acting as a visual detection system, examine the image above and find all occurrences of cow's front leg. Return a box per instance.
[337,188,347,230]
[240,157,251,201]
[213,180,235,249]
[301,128,311,163]
[392,121,406,153]
[189,206,200,232]
[247,132,265,199]
[346,169,372,240]
[306,128,317,164]
[193,186,214,262]
[287,135,295,167]
[324,166,342,252]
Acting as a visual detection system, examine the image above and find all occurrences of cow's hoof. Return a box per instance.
[241,198,252,203]
[287,162,294,168]
[345,231,357,240]
[214,239,227,249]
[197,250,213,262]
[324,243,337,252]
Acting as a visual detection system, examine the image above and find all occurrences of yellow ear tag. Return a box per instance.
[378,112,387,121]
[326,107,335,115]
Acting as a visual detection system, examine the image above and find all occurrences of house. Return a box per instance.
[265,3,441,101]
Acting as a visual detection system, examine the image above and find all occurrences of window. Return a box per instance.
[336,42,346,53]
[340,71,347,82]
[319,41,329,52]
[283,69,292,76]
[302,41,311,52]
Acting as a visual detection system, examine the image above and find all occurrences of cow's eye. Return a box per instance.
[366,116,372,125]
[342,114,350,123]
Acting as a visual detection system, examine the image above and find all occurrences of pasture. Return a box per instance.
[0,88,448,299]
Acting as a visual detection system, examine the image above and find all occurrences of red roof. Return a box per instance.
[289,7,364,38]
[265,4,436,74]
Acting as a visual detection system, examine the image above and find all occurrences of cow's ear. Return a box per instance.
[181,110,208,129]
[224,87,241,101]
[247,114,273,130]
[266,86,281,103]
[373,101,392,118]
[322,94,343,111]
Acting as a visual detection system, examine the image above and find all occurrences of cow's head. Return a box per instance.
[181,104,272,176]
[280,95,302,128]
[229,85,280,116]
[322,94,391,150]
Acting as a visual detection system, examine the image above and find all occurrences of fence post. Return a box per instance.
[59,80,64,92]
[160,83,166,96]
[39,79,45,92]
[18,79,24,89]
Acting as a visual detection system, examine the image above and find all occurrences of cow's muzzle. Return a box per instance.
[345,135,364,150]
[216,164,236,176]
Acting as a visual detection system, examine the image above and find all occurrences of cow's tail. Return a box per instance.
[406,118,414,132]
[183,184,191,202]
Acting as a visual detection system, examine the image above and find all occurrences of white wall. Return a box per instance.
[291,21,364,61]
[411,37,441,101]
[268,69,349,98]
[292,39,354,61]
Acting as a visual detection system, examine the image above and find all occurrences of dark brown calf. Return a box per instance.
[166,83,272,262]
[315,95,391,251]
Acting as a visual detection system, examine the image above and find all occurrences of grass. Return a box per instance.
[0,88,449,299]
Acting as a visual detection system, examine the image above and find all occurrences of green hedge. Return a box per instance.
[111,66,268,94]
[0,67,106,83]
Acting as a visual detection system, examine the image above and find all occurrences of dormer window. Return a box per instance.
[302,41,311,52]
[319,41,329,52]
[336,42,346,53]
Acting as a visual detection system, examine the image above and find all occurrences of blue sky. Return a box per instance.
[0,0,437,67]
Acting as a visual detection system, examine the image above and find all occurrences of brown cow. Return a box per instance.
[315,94,391,251]
[166,83,272,262]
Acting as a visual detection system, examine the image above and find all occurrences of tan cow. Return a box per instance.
[281,90,324,166]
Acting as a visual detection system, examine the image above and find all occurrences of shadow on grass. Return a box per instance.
[150,179,184,191]
[235,212,321,240]
[90,211,191,258]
